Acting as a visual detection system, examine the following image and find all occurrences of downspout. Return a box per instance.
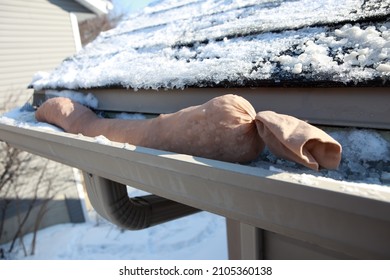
[83,173,201,230]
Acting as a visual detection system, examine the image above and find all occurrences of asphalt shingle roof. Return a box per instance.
[31,0,390,90]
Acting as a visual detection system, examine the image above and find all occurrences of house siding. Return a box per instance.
[0,0,93,107]
[0,0,91,245]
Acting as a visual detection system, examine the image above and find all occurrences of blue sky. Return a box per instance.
[130,0,155,11]
[111,0,155,16]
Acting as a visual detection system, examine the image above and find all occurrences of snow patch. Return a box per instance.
[30,71,50,84]
[94,135,112,145]
[0,107,62,132]
[46,90,99,109]
[114,112,146,120]
[3,211,227,260]
[253,128,390,186]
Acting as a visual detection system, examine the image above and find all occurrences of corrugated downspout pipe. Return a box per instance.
[83,173,201,230]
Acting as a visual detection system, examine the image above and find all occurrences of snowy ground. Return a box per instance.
[1,185,228,260]
[2,209,227,260]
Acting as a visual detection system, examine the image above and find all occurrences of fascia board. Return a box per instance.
[1,122,390,258]
[35,87,390,129]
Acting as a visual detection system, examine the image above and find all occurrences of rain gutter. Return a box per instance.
[1,122,390,258]
[1,86,390,259]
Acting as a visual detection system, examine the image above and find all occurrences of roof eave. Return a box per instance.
[75,0,113,15]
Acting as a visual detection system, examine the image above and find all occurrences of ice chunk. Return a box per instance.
[377,63,390,73]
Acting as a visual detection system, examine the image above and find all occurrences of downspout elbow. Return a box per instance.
[83,173,200,230]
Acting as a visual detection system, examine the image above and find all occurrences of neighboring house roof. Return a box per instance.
[75,0,113,15]
[31,0,390,90]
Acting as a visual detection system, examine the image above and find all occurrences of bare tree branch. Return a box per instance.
[7,159,50,253]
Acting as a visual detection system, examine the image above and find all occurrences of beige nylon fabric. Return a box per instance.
[255,111,342,170]
[35,94,342,171]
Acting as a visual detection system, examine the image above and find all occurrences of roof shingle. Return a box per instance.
[31,0,390,90]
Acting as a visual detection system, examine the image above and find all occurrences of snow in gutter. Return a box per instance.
[1,91,389,188]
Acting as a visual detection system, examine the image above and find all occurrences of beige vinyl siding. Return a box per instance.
[0,0,92,107]
[0,0,91,244]
[0,0,94,22]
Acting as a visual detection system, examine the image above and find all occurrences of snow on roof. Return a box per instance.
[31,0,390,90]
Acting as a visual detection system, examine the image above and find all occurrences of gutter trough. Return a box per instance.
[1,122,390,259]
[1,86,390,259]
